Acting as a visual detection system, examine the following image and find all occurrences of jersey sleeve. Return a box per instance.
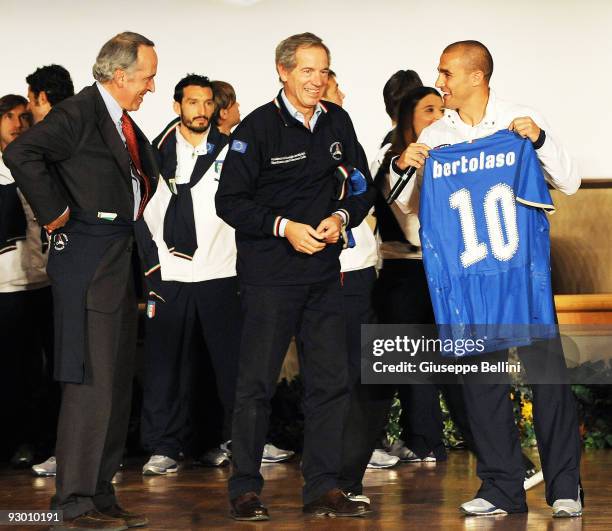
[515,138,555,213]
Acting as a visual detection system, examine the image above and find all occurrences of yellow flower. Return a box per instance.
[521,400,533,422]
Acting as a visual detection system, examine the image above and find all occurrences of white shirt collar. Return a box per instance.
[444,89,499,130]
[96,81,124,126]
[281,90,323,130]
[175,125,210,155]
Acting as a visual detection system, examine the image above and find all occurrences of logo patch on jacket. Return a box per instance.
[330,141,343,160]
[214,160,224,173]
[270,152,307,165]
[231,140,248,153]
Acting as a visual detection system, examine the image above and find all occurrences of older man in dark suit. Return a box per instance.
[4,31,158,531]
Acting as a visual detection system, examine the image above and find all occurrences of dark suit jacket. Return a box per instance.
[3,83,158,383]
[4,83,158,225]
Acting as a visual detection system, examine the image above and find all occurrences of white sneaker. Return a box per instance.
[366,449,400,469]
[345,492,371,504]
[199,448,230,467]
[552,487,583,518]
[261,443,294,463]
[220,440,232,457]
[386,439,436,462]
[142,455,178,475]
[32,456,56,477]
[524,470,544,490]
[460,498,508,516]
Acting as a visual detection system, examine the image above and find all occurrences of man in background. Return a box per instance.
[211,80,241,135]
[22,63,76,478]
[140,74,241,477]
[26,64,75,124]
[0,94,46,470]
[321,70,345,106]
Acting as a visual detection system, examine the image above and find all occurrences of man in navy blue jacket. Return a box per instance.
[216,32,375,521]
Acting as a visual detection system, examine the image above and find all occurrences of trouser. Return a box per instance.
[51,250,138,519]
[337,267,395,494]
[0,286,58,459]
[141,276,241,459]
[438,383,476,452]
[462,336,582,512]
[189,346,226,454]
[375,259,447,459]
[228,279,349,504]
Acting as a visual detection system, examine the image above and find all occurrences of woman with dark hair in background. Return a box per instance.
[380,69,423,147]
[338,88,446,503]
[372,87,451,463]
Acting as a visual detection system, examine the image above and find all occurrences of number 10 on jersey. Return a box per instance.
[449,183,519,269]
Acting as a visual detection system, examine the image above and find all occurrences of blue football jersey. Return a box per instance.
[419,130,556,351]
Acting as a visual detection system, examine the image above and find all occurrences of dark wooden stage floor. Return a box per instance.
[1,450,609,530]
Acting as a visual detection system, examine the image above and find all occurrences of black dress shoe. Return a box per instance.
[230,492,270,521]
[51,509,128,530]
[303,488,371,517]
[100,505,148,528]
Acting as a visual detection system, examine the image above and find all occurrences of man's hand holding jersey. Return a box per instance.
[394,116,541,175]
[396,143,432,171]
[508,116,541,143]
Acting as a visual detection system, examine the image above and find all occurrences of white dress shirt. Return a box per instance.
[96,82,142,220]
[174,127,210,184]
[390,89,581,221]
[276,90,326,237]
[281,90,323,131]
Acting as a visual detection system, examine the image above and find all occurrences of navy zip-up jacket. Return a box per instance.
[215,91,375,286]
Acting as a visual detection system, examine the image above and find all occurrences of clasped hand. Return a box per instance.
[285,215,342,255]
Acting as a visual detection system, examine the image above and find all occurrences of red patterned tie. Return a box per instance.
[121,110,150,219]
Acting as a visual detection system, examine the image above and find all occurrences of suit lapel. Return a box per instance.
[92,85,132,183]
[189,126,229,188]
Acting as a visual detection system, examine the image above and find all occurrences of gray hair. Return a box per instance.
[92,31,155,83]
[275,32,330,72]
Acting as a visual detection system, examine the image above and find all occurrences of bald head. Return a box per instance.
[443,40,493,83]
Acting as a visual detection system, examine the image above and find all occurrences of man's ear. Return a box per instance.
[38,91,49,106]
[173,100,181,116]
[471,70,485,87]
[219,107,229,120]
[113,68,126,87]
[277,64,289,83]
